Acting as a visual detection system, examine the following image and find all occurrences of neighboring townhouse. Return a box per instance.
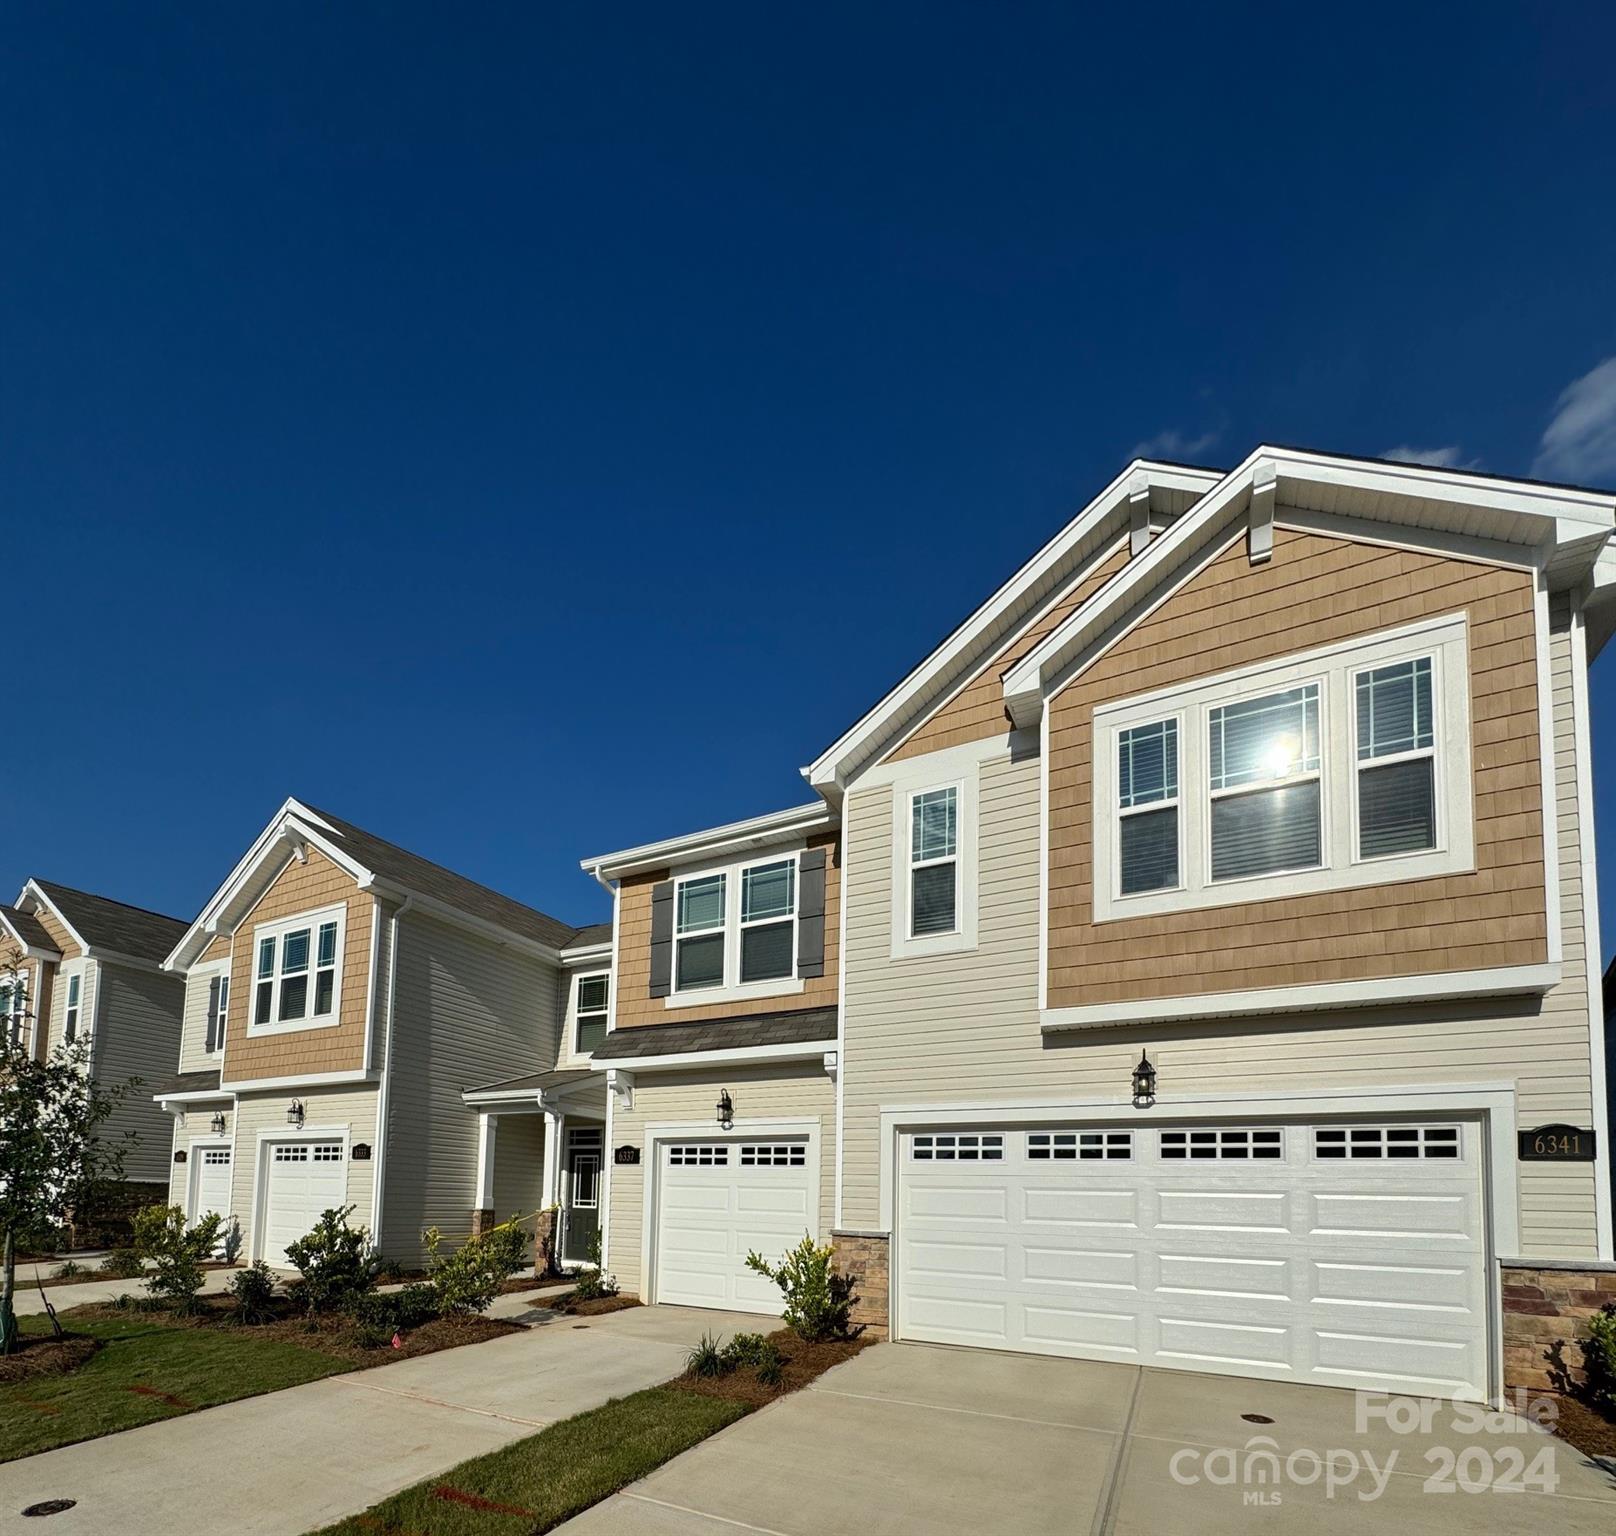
[1,880,186,1197]
[584,447,1616,1404]
[155,799,606,1267]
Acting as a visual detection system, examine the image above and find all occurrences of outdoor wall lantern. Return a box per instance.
[210,1112,227,1136]
[286,1099,305,1128]
[715,1089,734,1128]
[1131,1052,1157,1110]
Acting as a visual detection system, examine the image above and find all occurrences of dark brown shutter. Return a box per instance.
[648,881,674,998]
[204,975,221,1053]
[797,847,826,979]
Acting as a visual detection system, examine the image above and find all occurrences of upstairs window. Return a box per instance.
[251,908,343,1030]
[575,972,609,1055]
[675,874,726,991]
[63,973,82,1043]
[1,974,27,1047]
[1355,658,1436,858]
[739,860,795,982]
[671,853,802,996]
[1208,683,1322,881]
[1118,720,1179,894]
[909,787,959,936]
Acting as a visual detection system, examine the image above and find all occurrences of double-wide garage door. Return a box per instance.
[655,1138,814,1313]
[897,1119,1489,1399]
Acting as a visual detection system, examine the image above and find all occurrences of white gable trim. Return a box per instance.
[0,903,62,961]
[16,880,90,957]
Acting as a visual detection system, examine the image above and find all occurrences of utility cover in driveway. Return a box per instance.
[896,1118,1488,1398]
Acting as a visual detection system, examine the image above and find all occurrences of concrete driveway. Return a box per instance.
[0,1302,741,1535]
[562,1342,1616,1534]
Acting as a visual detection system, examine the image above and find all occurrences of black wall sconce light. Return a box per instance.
[210,1112,227,1136]
[715,1089,734,1128]
[286,1099,305,1129]
[1131,1051,1157,1110]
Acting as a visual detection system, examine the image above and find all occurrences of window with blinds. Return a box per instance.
[1355,658,1437,858]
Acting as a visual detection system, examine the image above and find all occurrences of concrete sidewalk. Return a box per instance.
[0,1303,739,1535]
[560,1342,1616,1535]
[9,1265,237,1316]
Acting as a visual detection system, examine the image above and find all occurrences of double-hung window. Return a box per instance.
[1208,683,1323,881]
[212,974,230,1055]
[1092,615,1472,920]
[251,908,343,1030]
[673,856,799,995]
[1118,720,1180,894]
[63,973,82,1043]
[909,787,959,936]
[1355,658,1437,858]
[575,973,609,1055]
[1,973,27,1047]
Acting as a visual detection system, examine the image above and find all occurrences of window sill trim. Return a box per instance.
[244,1014,343,1039]
[663,977,806,1010]
[1041,962,1561,1032]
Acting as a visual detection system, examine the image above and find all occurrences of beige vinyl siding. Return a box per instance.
[606,1064,836,1299]
[491,1113,546,1228]
[91,960,186,1181]
[230,1085,380,1261]
[377,910,561,1261]
[178,961,230,1073]
[46,958,95,1056]
[840,649,1599,1255]
[168,1110,235,1213]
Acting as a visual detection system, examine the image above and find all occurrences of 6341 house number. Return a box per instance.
[1517,1124,1596,1161]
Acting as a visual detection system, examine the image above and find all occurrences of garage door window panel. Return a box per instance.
[911,1133,1003,1162]
[1028,1130,1132,1160]
[1160,1128,1284,1159]
[1314,1125,1460,1159]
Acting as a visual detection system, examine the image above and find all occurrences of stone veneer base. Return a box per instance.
[1500,1261,1616,1393]
[831,1230,890,1339]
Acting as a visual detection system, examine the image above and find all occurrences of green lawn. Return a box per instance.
[315,1386,748,1536]
[2,1313,351,1462]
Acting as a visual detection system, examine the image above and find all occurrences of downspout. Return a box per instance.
[369,895,414,1255]
[588,861,617,1273]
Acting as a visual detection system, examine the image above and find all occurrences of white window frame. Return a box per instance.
[212,971,230,1057]
[665,850,805,1009]
[888,764,979,961]
[246,903,347,1036]
[62,970,83,1044]
[1115,714,1186,898]
[1,968,29,1048]
[907,785,960,940]
[573,970,610,1058]
[1351,656,1441,866]
[1091,614,1473,921]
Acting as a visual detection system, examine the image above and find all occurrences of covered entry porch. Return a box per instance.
[462,1067,608,1271]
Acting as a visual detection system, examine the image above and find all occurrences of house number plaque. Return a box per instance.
[1518,1124,1596,1162]
[614,1145,641,1166]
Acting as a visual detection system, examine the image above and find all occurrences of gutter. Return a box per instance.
[369,895,414,1251]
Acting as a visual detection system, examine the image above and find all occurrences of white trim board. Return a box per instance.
[1040,964,1561,1031]
[589,1039,838,1074]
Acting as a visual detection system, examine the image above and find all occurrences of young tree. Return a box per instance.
[0,962,134,1352]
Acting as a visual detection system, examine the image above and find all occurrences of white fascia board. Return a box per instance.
[581,802,836,879]
[0,907,60,961]
[560,943,613,966]
[219,1067,378,1092]
[18,880,91,957]
[154,1089,233,1107]
[801,459,1223,793]
[1040,963,1561,1032]
[460,1088,543,1108]
[586,1038,838,1073]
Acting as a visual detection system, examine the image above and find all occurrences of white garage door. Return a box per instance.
[261,1140,348,1267]
[897,1120,1490,1399]
[655,1139,814,1313]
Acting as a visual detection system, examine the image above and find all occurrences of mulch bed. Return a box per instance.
[64,1294,523,1365]
[1532,1393,1616,1461]
[671,1329,869,1408]
[544,1291,641,1318]
[0,1335,101,1384]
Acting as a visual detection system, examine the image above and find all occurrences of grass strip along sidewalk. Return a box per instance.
[316,1327,868,1536]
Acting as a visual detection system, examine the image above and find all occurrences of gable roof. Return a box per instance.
[802,458,1222,797]
[1001,444,1616,726]
[19,880,187,965]
[166,798,591,971]
[0,903,61,958]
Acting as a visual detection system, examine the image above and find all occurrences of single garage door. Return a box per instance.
[261,1140,348,1267]
[655,1139,814,1312]
[897,1119,1489,1399]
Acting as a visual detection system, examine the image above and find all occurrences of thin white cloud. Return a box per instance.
[1533,356,1616,485]
[1129,428,1220,462]
[1381,444,1480,470]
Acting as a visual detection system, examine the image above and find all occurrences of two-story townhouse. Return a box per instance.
[1,880,187,1200]
[154,799,606,1268]
[586,448,1616,1405]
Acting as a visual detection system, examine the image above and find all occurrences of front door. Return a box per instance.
[562,1148,600,1265]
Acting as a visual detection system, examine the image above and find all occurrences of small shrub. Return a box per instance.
[353,1320,395,1350]
[229,1262,278,1324]
[350,1284,440,1334]
[220,1217,244,1266]
[744,1236,856,1342]
[756,1355,783,1388]
[51,1260,86,1280]
[132,1204,223,1313]
[284,1206,377,1314]
[1582,1302,1616,1413]
[376,1258,407,1283]
[111,1291,134,1311]
[685,1332,726,1378]
[425,1219,529,1316]
[572,1228,619,1302]
[720,1332,785,1380]
[98,1248,145,1280]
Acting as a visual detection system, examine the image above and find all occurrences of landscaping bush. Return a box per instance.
[131,1204,223,1313]
[684,1330,785,1383]
[284,1206,377,1314]
[220,1216,244,1266]
[424,1218,529,1315]
[722,1332,781,1372]
[229,1261,278,1324]
[51,1260,87,1280]
[744,1236,856,1342]
[685,1332,725,1377]
[572,1228,619,1302]
[1582,1302,1616,1414]
[98,1248,145,1280]
[350,1283,440,1334]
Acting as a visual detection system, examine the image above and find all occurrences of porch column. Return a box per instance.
[541,1105,564,1208]
[471,1112,497,1235]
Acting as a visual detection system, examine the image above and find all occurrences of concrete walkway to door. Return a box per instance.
[560,1342,1616,1534]
[0,1303,744,1536]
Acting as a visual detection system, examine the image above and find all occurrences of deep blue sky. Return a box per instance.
[5,4,1615,956]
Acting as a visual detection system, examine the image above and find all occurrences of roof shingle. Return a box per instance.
[32,881,188,964]
[590,1006,837,1062]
